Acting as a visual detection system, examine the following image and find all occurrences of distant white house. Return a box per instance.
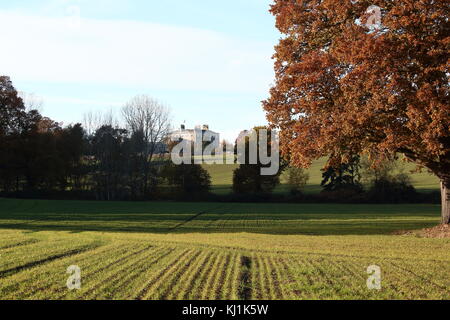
[169,124,220,145]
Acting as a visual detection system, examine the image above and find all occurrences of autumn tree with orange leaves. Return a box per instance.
[263,0,449,223]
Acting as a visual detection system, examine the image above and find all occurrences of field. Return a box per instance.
[203,158,441,195]
[0,198,449,300]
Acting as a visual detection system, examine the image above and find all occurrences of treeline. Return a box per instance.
[0,76,439,203]
[0,76,211,200]
[231,148,440,204]
[229,127,439,204]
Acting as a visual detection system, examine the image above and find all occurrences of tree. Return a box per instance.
[287,166,309,195]
[321,156,362,192]
[91,125,128,200]
[19,112,62,191]
[361,157,397,185]
[233,165,280,194]
[0,76,25,136]
[361,158,418,202]
[122,95,171,196]
[1,77,85,195]
[232,127,281,194]
[57,124,85,191]
[263,1,449,224]
[162,162,211,194]
[0,76,26,192]
[82,111,108,137]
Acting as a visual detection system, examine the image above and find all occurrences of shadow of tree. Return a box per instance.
[0,199,441,236]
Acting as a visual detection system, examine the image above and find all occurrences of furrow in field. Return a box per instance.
[299,256,357,299]
[76,244,158,299]
[0,238,99,273]
[261,256,276,299]
[352,259,413,300]
[166,250,211,300]
[0,239,39,251]
[0,242,126,299]
[87,246,169,300]
[183,251,219,300]
[230,252,242,300]
[214,214,232,231]
[146,249,204,300]
[266,256,285,300]
[168,205,225,232]
[307,256,391,300]
[134,248,196,300]
[378,265,420,299]
[19,244,133,299]
[346,258,432,300]
[277,256,302,300]
[0,243,102,278]
[167,250,213,300]
[238,255,252,300]
[389,260,450,294]
[201,252,226,300]
[306,257,349,299]
[203,216,220,230]
[411,261,450,290]
[326,258,373,299]
[252,255,267,300]
[216,253,234,300]
[281,255,319,300]
[18,243,133,300]
[103,247,178,300]
[385,260,450,299]
[327,258,370,299]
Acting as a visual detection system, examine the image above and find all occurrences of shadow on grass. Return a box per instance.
[0,198,441,236]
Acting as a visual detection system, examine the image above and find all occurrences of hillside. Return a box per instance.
[203,158,440,195]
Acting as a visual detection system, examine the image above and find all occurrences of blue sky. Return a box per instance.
[0,0,280,141]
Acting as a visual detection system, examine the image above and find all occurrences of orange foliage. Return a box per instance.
[263,0,449,184]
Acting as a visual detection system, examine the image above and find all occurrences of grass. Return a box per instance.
[204,158,441,195]
[0,198,448,300]
[202,163,239,195]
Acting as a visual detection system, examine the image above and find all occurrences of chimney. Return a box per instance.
[203,124,209,131]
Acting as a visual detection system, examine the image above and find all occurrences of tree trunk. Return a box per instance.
[441,181,450,225]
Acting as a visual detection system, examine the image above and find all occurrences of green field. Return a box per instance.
[203,158,441,195]
[0,198,448,300]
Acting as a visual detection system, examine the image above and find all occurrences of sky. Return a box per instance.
[0,0,280,141]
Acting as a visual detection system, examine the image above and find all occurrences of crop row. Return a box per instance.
[1,239,448,300]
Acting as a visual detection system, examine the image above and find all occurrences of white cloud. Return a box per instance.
[0,10,274,93]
